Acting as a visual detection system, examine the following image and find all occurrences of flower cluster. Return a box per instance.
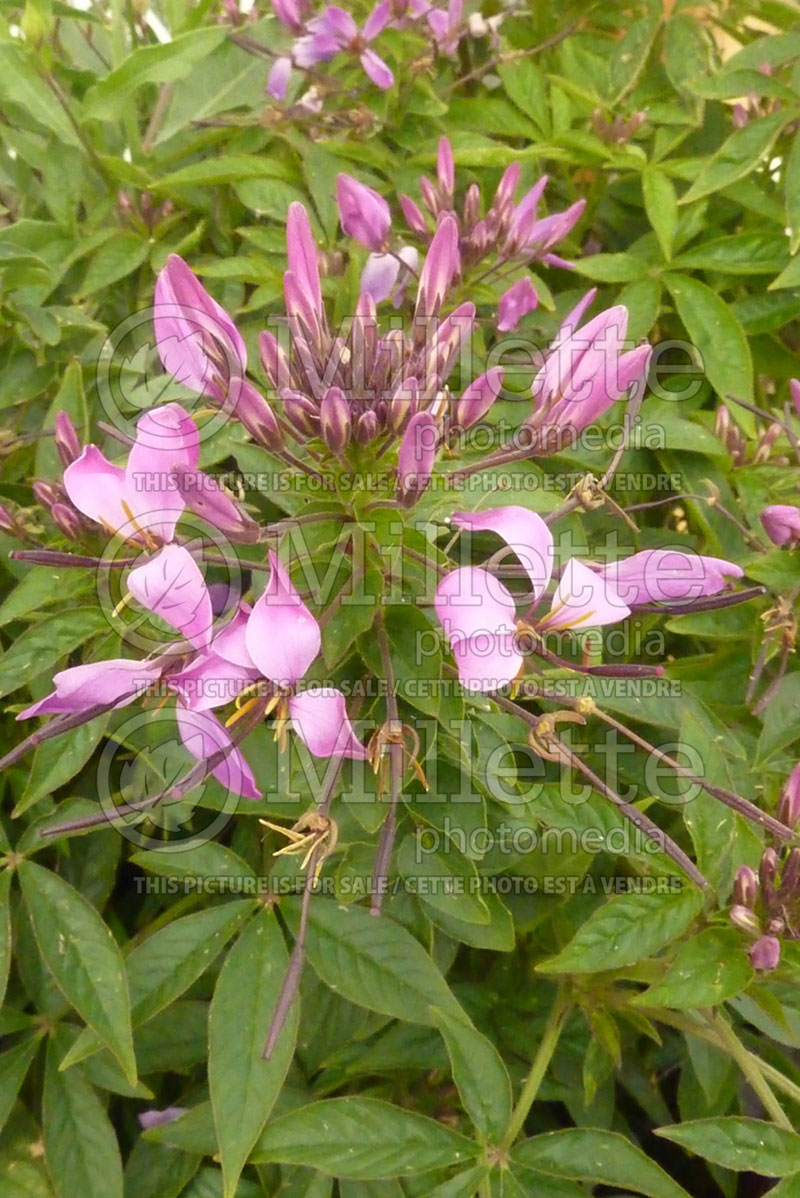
[730,764,800,971]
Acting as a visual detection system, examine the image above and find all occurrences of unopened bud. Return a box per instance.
[228,379,285,452]
[396,410,438,506]
[0,501,18,534]
[389,377,419,433]
[51,503,82,541]
[420,175,438,218]
[400,194,428,237]
[463,183,481,228]
[454,366,503,431]
[760,847,779,892]
[55,411,81,468]
[282,389,319,438]
[778,763,800,830]
[32,481,61,511]
[732,865,759,910]
[749,934,781,972]
[319,387,351,453]
[355,410,379,446]
[779,847,800,901]
[171,465,260,543]
[730,904,761,934]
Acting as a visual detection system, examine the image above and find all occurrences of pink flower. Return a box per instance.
[497,277,538,332]
[761,504,800,547]
[599,549,744,606]
[244,552,367,759]
[427,0,462,55]
[435,506,630,691]
[154,255,246,397]
[528,304,651,441]
[17,658,163,721]
[337,175,391,251]
[294,3,394,89]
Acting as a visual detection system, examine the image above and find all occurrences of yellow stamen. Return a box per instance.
[225,695,262,727]
[112,590,133,618]
[121,501,158,551]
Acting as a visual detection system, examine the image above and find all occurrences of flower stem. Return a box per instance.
[501,987,569,1150]
[711,1014,793,1131]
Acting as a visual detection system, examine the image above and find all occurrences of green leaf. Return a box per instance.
[396,834,489,926]
[756,673,800,765]
[0,871,12,1011]
[498,61,549,136]
[671,232,790,275]
[607,15,660,103]
[285,896,466,1025]
[0,44,82,147]
[19,861,136,1085]
[656,1117,800,1176]
[0,569,91,629]
[129,843,256,882]
[251,1097,478,1178]
[786,128,800,255]
[431,1009,512,1142]
[60,900,252,1069]
[0,1036,40,1139]
[572,253,648,283]
[537,887,704,975]
[43,1041,123,1198]
[77,233,150,298]
[123,1138,200,1198]
[0,608,108,698]
[664,273,753,402]
[663,14,711,93]
[513,1128,690,1198]
[209,910,297,1198]
[642,167,677,261]
[14,713,110,818]
[83,28,227,118]
[680,112,789,204]
[634,928,754,1008]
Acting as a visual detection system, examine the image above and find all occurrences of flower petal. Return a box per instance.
[244,551,321,685]
[17,658,161,720]
[452,506,554,602]
[176,703,260,800]
[127,544,214,649]
[169,652,260,711]
[154,254,247,396]
[63,445,131,534]
[451,631,523,693]
[288,688,367,758]
[539,558,630,631]
[361,48,394,89]
[125,403,199,542]
[601,549,744,605]
[434,566,518,643]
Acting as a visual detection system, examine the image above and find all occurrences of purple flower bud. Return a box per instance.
[336,175,391,252]
[497,277,538,332]
[779,847,800,900]
[282,389,319,438]
[55,411,81,468]
[267,56,293,101]
[760,847,779,892]
[732,865,759,909]
[138,1106,188,1131]
[0,501,17,534]
[437,137,454,202]
[400,194,428,236]
[761,504,800,547]
[388,377,418,434]
[778,763,800,830]
[494,161,520,210]
[258,330,293,393]
[454,366,504,431]
[415,214,460,317]
[749,935,781,972]
[170,465,260,543]
[33,481,61,511]
[730,904,761,934]
[791,378,800,418]
[272,0,307,32]
[355,410,379,446]
[463,183,481,229]
[51,502,82,541]
[396,410,438,505]
[228,379,285,453]
[320,386,351,452]
[420,175,438,218]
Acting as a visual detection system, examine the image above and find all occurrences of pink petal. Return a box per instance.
[63,445,131,535]
[791,379,800,419]
[267,56,292,100]
[288,688,367,758]
[451,631,523,693]
[244,551,321,685]
[125,404,199,542]
[127,544,214,650]
[601,549,744,605]
[497,277,538,333]
[315,5,358,41]
[169,651,260,711]
[538,558,630,631]
[452,506,554,602]
[154,255,247,396]
[363,0,392,40]
[286,203,323,320]
[210,603,255,668]
[361,253,401,303]
[361,48,394,89]
[176,703,260,800]
[435,566,518,643]
[17,658,161,720]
